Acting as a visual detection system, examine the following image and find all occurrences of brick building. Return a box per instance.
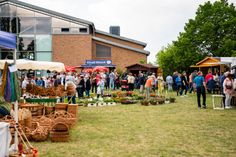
[0,0,149,70]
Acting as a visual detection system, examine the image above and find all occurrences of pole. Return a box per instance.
[13,49,18,151]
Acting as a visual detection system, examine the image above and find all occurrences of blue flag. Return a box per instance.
[0,31,16,49]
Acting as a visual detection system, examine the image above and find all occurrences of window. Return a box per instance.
[96,44,111,58]
[79,28,87,33]
[36,35,52,51]
[0,4,16,17]
[36,17,51,34]
[61,28,69,32]
[36,52,52,61]
[19,35,34,51]
[19,51,35,60]
[18,17,35,34]
[71,27,79,34]
[0,49,14,59]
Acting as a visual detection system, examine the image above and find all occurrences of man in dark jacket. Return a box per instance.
[85,76,91,97]
[180,72,188,95]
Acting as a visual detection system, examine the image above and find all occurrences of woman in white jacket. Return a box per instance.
[223,73,234,109]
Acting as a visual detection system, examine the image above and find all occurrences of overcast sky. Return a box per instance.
[21,0,236,64]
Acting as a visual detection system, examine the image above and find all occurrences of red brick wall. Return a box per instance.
[95,33,145,50]
[92,41,147,70]
[52,35,92,66]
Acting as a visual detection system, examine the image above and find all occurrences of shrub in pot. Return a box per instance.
[149,99,157,105]
[169,97,176,103]
[140,100,149,106]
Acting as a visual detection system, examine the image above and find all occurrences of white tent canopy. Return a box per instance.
[0,59,65,72]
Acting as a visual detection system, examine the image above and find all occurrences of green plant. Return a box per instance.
[140,100,149,106]
[88,100,96,104]
[149,99,157,105]
[112,93,118,98]
[169,97,176,103]
[104,99,114,103]
[136,95,145,100]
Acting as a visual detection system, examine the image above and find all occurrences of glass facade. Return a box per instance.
[0,2,89,61]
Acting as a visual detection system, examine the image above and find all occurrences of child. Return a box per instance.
[97,77,105,99]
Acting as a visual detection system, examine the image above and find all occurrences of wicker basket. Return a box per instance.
[55,103,68,111]
[45,106,55,115]
[67,104,78,118]
[31,122,48,142]
[50,122,69,142]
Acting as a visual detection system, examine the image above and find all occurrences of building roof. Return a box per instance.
[0,0,149,55]
[92,37,150,55]
[96,30,147,47]
[195,57,220,66]
[0,0,95,28]
[126,63,158,69]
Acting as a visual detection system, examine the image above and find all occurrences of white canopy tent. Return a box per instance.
[0,59,65,72]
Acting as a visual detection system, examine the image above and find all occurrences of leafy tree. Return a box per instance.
[157,0,236,75]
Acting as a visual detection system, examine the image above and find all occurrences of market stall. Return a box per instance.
[0,59,65,72]
[0,30,78,157]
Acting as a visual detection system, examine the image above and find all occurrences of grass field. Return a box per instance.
[33,93,236,157]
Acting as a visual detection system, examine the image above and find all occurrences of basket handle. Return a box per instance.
[51,122,69,130]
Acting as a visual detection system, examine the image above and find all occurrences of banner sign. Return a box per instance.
[85,60,112,65]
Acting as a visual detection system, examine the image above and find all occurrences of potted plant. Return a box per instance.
[104,99,114,105]
[169,97,176,103]
[126,91,133,97]
[150,93,156,97]
[120,98,135,105]
[136,95,145,100]
[140,100,149,106]
[87,100,97,107]
[149,99,157,105]
[77,99,85,106]
[112,93,118,98]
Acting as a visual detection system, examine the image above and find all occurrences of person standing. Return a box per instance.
[180,72,188,95]
[76,75,85,98]
[189,70,197,93]
[97,77,105,98]
[138,72,145,94]
[205,71,214,84]
[109,71,115,90]
[91,72,97,93]
[223,73,234,109]
[84,76,91,97]
[166,74,173,91]
[65,79,76,104]
[175,73,182,96]
[157,75,164,94]
[145,76,154,99]
[193,71,206,109]
[127,73,135,91]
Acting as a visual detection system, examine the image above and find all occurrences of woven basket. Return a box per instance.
[45,106,55,115]
[50,134,69,142]
[55,103,68,111]
[50,122,69,142]
[52,122,69,132]
[31,122,48,142]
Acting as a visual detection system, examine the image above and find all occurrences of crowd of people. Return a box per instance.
[20,69,235,109]
[166,70,236,109]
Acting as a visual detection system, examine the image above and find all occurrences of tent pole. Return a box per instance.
[13,49,19,151]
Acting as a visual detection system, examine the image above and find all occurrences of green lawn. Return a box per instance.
[34,93,236,157]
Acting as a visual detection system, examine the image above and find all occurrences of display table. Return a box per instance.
[0,122,11,157]
[25,98,58,104]
[212,95,225,110]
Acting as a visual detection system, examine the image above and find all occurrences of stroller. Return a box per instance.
[121,80,129,91]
